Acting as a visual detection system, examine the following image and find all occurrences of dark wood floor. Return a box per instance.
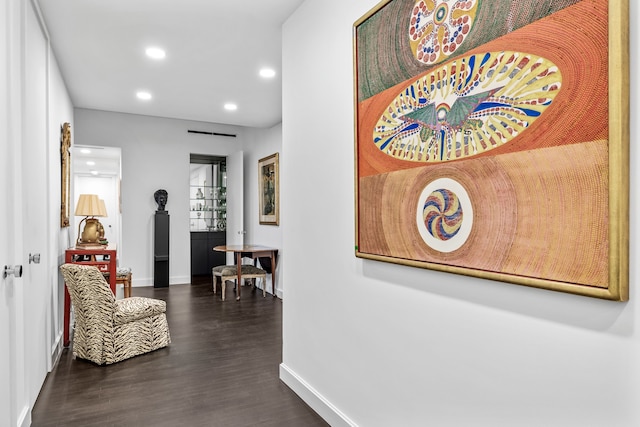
[32,277,329,427]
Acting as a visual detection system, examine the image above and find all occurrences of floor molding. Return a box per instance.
[18,404,30,427]
[279,363,357,427]
[49,332,63,369]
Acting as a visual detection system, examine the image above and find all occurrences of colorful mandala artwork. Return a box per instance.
[416,178,473,252]
[409,0,478,65]
[423,189,463,240]
[374,51,562,163]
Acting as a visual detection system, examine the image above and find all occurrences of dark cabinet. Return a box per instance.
[190,231,225,277]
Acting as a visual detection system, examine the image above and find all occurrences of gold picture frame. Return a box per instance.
[258,153,279,225]
[60,122,71,228]
[353,0,629,300]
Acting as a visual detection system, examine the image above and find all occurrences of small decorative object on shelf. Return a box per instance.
[196,188,204,199]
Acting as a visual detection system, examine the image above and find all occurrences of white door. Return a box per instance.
[225,151,244,264]
[1,0,29,425]
[0,159,13,427]
[0,150,26,427]
[1,2,16,423]
[0,1,12,422]
[23,0,51,410]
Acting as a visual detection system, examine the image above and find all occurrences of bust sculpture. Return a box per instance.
[154,189,168,212]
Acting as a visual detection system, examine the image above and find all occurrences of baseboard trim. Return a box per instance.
[279,363,357,427]
[131,276,191,286]
[170,276,190,286]
[50,332,63,369]
[18,404,30,427]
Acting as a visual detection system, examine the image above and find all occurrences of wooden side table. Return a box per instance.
[63,246,117,346]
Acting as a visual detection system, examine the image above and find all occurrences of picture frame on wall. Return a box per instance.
[353,0,629,300]
[258,152,279,225]
[60,122,71,228]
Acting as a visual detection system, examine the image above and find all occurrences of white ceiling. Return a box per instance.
[72,145,121,176]
[37,0,305,129]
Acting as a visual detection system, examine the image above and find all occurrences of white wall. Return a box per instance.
[244,124,283,296]
[73,109,258,286]
[49,50,74,362]
[280,1,640,426]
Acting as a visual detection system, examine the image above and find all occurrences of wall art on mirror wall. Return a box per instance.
[353,0,629,300]
[258,153,279,225]
[60,122,71,228]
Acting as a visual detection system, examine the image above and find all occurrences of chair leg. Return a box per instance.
[117,273,133,298]
[214,275,227,301]
[124,273,132,298]
[222,279,226,301]
[262,277,266,298]
[251,277,266,297]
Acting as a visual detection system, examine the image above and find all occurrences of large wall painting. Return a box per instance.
[354,0,629,300]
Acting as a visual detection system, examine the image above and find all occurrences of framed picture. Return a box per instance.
[353,0,629,300]
[258,153,279,225]
[60,122,71,228]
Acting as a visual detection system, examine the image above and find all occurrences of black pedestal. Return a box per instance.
[154,212,169,287]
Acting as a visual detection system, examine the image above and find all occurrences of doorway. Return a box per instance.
[189,155,227,279]
[71,145,122,257]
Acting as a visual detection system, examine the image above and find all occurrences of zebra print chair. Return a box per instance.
[60,263,171,365]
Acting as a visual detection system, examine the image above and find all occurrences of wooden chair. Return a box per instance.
[212,264,267,301]
[94,254,132,298]
[115,267,132,298]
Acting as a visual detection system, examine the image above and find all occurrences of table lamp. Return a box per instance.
[75,194,107,248]
[97,198,108,244]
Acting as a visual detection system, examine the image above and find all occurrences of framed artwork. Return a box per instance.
[353,0,629,300]
[258,153,279,225]
[60,122,71,228]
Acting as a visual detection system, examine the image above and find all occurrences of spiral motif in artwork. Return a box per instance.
[423,189,463,241]
[409,0,478,65]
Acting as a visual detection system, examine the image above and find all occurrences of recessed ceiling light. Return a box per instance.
[81,148,91,154]
[224,103,238,111]
[259,68,276,78]
[86,161,95,166]
[137,91,152,100]
[90,170,99,176]
[145,47,166,59]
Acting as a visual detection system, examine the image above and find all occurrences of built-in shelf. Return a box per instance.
[190,156,227,276]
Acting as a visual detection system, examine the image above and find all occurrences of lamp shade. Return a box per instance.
[98,199,108,217]
[74,194,102,217]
